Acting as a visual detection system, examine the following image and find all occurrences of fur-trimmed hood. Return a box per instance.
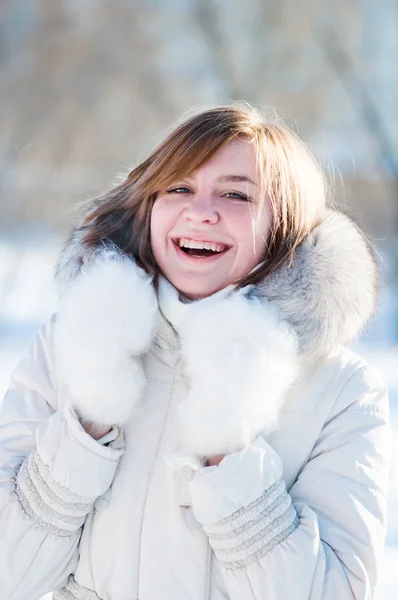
[53,208,379,455]
[56,207,378,359]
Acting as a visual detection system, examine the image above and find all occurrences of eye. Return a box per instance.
[224,191,250,202]
[166,186,192,194]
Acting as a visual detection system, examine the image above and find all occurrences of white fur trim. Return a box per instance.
[257,210,378,359]
[178,292,299,456]
[53,250,158,426]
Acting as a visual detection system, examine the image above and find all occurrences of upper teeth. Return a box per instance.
[178,238,225,252]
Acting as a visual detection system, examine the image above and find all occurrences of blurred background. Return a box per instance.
[0,0,397,597]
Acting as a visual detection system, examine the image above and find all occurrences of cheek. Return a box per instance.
[150,202,177,261]
[233,211,264,243]
[238,211,271,259]
[252,203,273,247]
[151,202,167,236]
[150,205,164,258]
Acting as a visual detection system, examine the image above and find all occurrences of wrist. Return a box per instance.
[205,454,225,467]
[81,420,113,441]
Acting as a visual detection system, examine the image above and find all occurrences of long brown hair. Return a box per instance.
[82,103,329,288]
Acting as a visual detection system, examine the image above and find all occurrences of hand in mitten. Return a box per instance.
[54,251,158,427]
[178,291,299,458]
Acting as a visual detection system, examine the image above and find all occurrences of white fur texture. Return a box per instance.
[54,250,158,426]
[55,224,96,296]
[178,293,299,456]
[256,209,378,360]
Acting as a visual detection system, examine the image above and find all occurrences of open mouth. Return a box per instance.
[172,238,231,259]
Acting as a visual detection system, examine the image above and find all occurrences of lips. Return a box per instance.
[172,236,231,251]
[172,239,230,262]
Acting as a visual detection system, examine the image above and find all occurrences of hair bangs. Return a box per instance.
[139,126,240,196]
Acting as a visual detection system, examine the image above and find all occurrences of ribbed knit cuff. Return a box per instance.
[203,478,299,569]
[189,437,299,569]
[15,404,124,537]
[16,450,95,537]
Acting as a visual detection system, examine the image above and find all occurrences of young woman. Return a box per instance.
[0,104,390,600]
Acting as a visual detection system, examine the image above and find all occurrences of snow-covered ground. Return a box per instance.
[0,234,397,599]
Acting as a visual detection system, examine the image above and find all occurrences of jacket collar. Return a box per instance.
[157,274,236,336]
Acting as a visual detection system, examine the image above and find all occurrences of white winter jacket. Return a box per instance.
[0,210,390,600]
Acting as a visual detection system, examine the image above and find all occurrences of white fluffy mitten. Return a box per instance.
[54,251,158,426]
[178,292,299,457]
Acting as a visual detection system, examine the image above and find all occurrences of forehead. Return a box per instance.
[189,138,259,181]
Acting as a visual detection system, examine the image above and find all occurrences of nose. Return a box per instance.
[182,194,219,225]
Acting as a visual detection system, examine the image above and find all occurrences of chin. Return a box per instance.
[172,279,226,300]
[164,272,232,300]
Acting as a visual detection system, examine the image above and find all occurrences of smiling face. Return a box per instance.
[150,138,273,299]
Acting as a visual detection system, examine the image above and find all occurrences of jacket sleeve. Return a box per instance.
[189,365,390,600]
[0,318,125,600]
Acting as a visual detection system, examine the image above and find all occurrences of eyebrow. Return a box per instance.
[217,175,258,186]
